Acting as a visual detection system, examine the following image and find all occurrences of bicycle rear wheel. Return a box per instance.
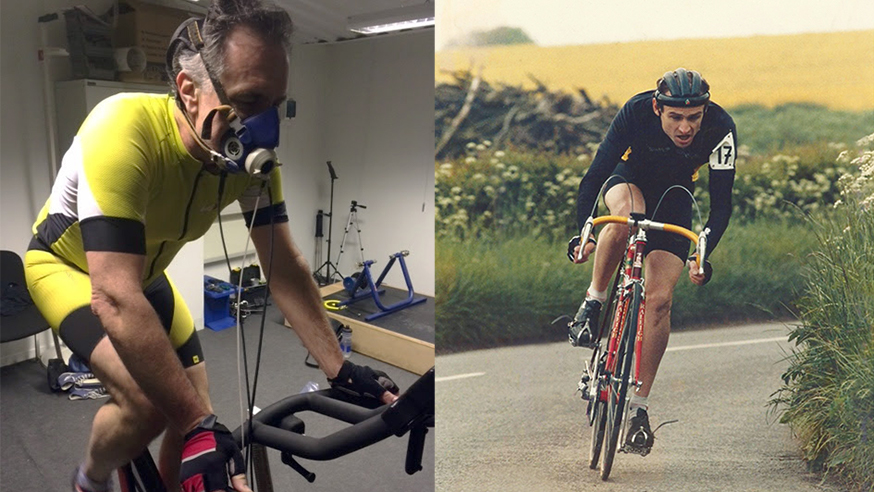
[599,282,642,481]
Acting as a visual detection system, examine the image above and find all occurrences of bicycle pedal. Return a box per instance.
[620,443,651,457]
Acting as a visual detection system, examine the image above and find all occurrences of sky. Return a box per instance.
[436,0,874,50]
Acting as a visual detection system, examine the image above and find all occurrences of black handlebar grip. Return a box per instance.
[382,367,435,435]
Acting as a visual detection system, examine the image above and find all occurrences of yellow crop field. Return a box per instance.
[436,30,874,111]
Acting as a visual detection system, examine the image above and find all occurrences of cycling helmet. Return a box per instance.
[654,68,710,107]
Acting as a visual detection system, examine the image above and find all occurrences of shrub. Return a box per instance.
[770,134,874,490]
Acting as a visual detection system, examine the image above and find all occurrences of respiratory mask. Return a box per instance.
[167,17,282,177]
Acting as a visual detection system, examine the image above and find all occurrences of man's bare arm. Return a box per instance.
[249,222,344,380]
[87,251,211,434]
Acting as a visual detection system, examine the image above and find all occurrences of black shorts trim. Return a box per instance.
[57,273,205,368]
[176,331,205,368]
[80,216,146,254]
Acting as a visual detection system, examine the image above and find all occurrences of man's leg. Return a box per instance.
[623,250,685,453]
[158,363,213,492]
[636,250,685,398]
[80,337,169,485]
[590,184,646,292]
[570,183,647,346]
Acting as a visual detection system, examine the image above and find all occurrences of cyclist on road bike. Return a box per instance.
[568,68,737,455]
[25,2,398,491]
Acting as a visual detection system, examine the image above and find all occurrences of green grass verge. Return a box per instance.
[436,220,818,353]
[770,195,874,490]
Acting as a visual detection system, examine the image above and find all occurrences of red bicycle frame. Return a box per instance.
[599,232,647,403]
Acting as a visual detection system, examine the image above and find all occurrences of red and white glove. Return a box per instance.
[180,415,248,492]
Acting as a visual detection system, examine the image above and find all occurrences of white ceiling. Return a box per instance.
[172,0,431,45]
[276,0,428,44]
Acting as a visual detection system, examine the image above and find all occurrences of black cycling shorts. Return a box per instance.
[24,249,204,368]
[602,163,695,262]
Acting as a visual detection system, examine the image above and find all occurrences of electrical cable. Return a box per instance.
[247,184,276,420]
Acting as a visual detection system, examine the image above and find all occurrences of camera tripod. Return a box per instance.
[336,200,367,270]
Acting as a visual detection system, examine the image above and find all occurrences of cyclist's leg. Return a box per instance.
[84,339,171,482]
[636,183,693,398]
[148,273,211,492]
[25,250,166,486]
[590,179,645,292]
[26,253,209,490]
[636,251,684,397]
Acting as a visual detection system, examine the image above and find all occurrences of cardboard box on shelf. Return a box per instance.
[112,0,196,65]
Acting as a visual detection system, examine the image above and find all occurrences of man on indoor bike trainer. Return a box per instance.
[568,68,737,455]
[25,1,398,492]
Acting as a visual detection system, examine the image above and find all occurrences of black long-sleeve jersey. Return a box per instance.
[576,91,737,255]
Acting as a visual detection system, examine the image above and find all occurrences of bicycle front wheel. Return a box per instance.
[599,282,642,481]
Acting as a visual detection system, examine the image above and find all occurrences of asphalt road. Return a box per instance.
[435,323,845,492]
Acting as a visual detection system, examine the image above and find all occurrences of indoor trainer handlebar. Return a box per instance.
[232,367,434,475]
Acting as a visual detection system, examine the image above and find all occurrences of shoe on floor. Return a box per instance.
[68,386,110,401]
[58,372,99,391]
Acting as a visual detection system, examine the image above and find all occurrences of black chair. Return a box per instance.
[1,250,63,365]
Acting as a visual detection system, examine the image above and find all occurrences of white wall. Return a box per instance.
[1,0,91,365]
[318,32,435,296]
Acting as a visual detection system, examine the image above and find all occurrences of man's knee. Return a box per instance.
[185,363,214,414]
[89,339,167,434]
[647,290,673,321]
[605,184,645,217]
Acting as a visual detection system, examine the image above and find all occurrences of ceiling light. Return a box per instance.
[348,3,434,35]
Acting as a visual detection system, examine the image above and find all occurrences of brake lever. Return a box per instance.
[696,228,710,270]
[576,218,594,262]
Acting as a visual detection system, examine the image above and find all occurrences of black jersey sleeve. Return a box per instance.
[576,100,634,230]
[702,123,738,256]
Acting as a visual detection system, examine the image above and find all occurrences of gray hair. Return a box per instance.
[168,0,293,98]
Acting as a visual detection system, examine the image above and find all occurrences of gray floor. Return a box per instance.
[0,305,434,491]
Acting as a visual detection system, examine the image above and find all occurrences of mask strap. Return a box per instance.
[200,105,236,140]
[184,20,233,107]
[180,109,231,167]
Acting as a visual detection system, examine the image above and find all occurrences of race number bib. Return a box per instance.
[709,132,736,170]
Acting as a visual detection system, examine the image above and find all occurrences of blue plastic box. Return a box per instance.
[203,276,237,331]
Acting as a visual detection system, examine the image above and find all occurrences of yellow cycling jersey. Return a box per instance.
[30,93,287,286]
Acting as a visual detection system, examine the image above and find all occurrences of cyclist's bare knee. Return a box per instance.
[604,183,645,217]
[647,290,673,322]
[89,337,167,435]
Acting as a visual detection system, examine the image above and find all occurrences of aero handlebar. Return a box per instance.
[232,367,434,475]
[576,215,708,269]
